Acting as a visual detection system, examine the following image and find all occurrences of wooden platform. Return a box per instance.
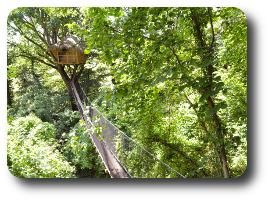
[54,61,81,64]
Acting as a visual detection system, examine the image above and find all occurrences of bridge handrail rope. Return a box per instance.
[89,103,186,178]
[70,81,132,178]
[71,80,186,178]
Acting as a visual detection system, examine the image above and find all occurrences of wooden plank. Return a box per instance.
[70,81,131,178]
[54,61,80,64]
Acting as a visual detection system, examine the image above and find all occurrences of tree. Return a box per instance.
[71,7,247,178]
[7,7,94,111]
[7,7,247,178]
[7,114,76,178]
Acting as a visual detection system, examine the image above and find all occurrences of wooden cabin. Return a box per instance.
[46,36,88,65]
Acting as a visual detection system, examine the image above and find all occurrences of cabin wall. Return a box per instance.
[78,52,88,63]
[50,50,58,60]
[59,49,77,63]
[51,48,88,64]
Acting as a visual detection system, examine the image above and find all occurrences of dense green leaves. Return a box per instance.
[75,7,247,178]
[104,94,111,101]
[7,114,76,178]
[62,121,109,178]
[7,7,247,178]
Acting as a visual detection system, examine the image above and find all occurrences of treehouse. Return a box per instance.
[46,36,88,65]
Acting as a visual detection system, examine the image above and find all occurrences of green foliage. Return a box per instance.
[8,56,81,138]
[62,121,110,178]
[9,84,80,138]
[74,7,247,178]
[7,7,247,178]
[7,114,75,178]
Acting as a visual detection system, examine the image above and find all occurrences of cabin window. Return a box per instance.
[57,50,78,63]
[58,51,64,62]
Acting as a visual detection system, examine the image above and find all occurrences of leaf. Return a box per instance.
[208,89,220,96]
[202,81,211,87]
[198,77,208,84]
[202,61,212,67]
[220,102,227,109]
[86,41,93,46]
[189,59,197,66]
[89,12,96,18]
[199,93,209,102]
[164,39,171,46]
[184,48,191,52]
[148,25,155,32]
[189,103,198,109]
[215,82,225,89]
[213,76,221,81]
[186,82,193,88]
[116,92,122,99]
[206,107,219,117]
[104,94,111,101]
[167,21,174,25]
[192,82,200,89]
[206,109,214,116]
[84,49,91,54]
[193,103,199,108]
[155,46,160,53]
[198,49,204,55]
[178,85,186,91]
[169,11,175,17]
[123,57,128,62]
[181,74,187,79]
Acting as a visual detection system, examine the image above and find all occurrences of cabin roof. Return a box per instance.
[47,36,87,53]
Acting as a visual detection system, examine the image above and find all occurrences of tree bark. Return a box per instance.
[190,8,230,178]
[7,78,13,107]
[206,96,230,178]
[56,64,86,111]
[57,65,75,111]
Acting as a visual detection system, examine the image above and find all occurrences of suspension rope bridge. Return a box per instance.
[70,80,186,178]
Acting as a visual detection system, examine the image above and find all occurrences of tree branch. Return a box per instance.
[183,93,198,114]
[36,52,55,65]
[207,7,215,50]
[8,22,47,53]
[22,15,50,48]
[17,54,57,69]
[104,24,120,34]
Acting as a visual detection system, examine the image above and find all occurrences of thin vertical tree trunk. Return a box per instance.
[190,8,230,178]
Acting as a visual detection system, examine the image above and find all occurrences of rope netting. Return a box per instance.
[71,80,186,178]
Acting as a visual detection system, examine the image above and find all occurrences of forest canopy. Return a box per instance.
[7,7,247,178]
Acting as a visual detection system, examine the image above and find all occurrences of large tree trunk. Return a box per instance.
[56,64,85,111]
